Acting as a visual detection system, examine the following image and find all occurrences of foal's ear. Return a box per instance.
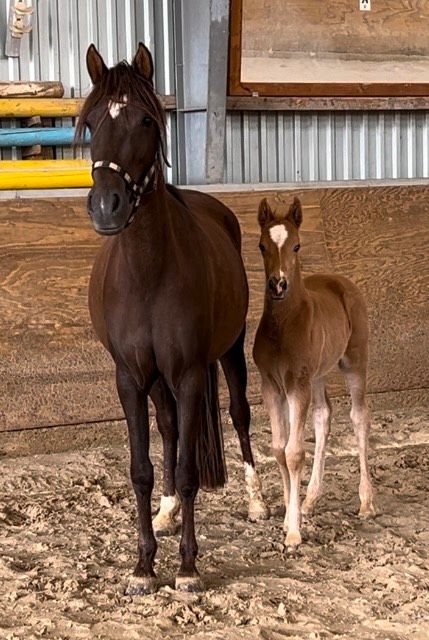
[86,44,108,85]
[258,198,275,227]
[286,196,303,228]
[132,42,154,84]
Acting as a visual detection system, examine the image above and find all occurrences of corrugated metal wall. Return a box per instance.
[226,110,429,183]
[1,0,429,184]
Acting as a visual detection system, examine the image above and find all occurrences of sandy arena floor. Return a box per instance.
[0,403,428,640]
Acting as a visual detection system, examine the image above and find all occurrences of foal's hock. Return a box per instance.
[253,196,375,549]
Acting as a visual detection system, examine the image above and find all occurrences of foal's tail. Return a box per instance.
[196,363,227,490]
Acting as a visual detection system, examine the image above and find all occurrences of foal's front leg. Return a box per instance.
[285,385,310,548]
[116,366,158,595]
[175,367,205,592]
[261,377,289,532]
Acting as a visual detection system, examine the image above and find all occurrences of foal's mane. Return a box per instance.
[75,61,168,165]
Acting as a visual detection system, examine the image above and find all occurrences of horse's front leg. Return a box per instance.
[175,367,205,592]
[285,384,311,549]
[116,366,158,595]
[150,378,180,537]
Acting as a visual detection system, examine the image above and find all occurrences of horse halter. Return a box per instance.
[91,160,157,219]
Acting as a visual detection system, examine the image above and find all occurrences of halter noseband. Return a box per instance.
[92,160,156,215]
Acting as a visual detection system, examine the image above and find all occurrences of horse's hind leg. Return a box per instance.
[220,327,270,521]
[302,378,331,516]
[116,365,158,595]
[150,378,180,537]
[340,356,375,519]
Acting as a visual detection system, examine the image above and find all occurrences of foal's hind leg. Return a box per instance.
[150,378,180,537]
[220,328,270,521]
[340,360,375,518]
[302,378,332,515]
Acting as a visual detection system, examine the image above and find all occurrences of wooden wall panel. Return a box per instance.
[0,185,427,433]
[242,0,429,58]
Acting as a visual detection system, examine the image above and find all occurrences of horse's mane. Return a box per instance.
[75,61,168,165]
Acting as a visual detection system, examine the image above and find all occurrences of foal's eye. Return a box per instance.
[293,243,301,253]
[142,115,152,127]
[259,243,266,253]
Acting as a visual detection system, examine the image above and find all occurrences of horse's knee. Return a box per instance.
[285,447,305,473]
[130,461,154,492]
[272,446,286,466]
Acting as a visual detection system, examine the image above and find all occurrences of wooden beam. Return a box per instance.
[0,160,92,190]
[0,95,177,118]
[227,96,429,111]
[0,81,64,98]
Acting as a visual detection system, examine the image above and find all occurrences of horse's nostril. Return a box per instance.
[112,193,120,213]
[281,279,287,290]
[268,277,278,292]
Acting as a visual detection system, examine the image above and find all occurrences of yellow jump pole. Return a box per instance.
[0,159,92,189]
[0,98,83,117]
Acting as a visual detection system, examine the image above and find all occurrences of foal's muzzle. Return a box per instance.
[268,276,288,299]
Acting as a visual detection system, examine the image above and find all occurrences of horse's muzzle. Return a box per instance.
[268,276,287,300]
[87,187,132,235]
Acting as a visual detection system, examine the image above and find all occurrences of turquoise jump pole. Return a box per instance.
[0,127,90,147]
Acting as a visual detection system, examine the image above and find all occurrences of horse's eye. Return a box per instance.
[259,243,266,252]
[142,116,152,127]
[293,243,300,253]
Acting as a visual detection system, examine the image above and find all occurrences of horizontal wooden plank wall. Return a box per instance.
[0,185,428,434]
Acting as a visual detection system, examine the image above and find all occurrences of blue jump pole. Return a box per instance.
[0,127,90,147]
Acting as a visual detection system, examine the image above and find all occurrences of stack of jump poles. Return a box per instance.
[0,81,92,190]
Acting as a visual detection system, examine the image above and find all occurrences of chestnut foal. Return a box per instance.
[253,197,375,548]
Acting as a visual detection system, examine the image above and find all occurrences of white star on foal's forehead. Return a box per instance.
[269,224,288,248]
[108,95,128,119]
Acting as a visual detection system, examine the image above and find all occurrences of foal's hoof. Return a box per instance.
[358,504,376,519]
[175,575,204,592]
[248,499,271,522]
[301,498,317,516]
[284,530,302,551]
[125,575,158,596]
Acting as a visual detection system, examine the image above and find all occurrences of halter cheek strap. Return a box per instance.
[92,160,156,213]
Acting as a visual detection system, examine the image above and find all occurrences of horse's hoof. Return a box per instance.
[301,499,316,516]
[358,504,376,519]
[248,499,271,522]
[284,530,302,549]
[125,575,158,596]
[153,520,180,538]
[175,575,204,592]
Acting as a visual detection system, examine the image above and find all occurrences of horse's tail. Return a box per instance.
[196,363,227,490]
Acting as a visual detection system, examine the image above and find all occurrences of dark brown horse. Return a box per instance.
[79,43,269,594]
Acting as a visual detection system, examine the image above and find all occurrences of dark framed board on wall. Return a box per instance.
[229,0,429,101]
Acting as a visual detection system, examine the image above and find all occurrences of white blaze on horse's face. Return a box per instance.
[269,224,288,278]
[108,94,128,119]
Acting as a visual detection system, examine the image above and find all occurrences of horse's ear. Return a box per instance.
[286,196,303,228]
[132,42,154,84]
[86,44,107,85]
[258,198,275,227]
